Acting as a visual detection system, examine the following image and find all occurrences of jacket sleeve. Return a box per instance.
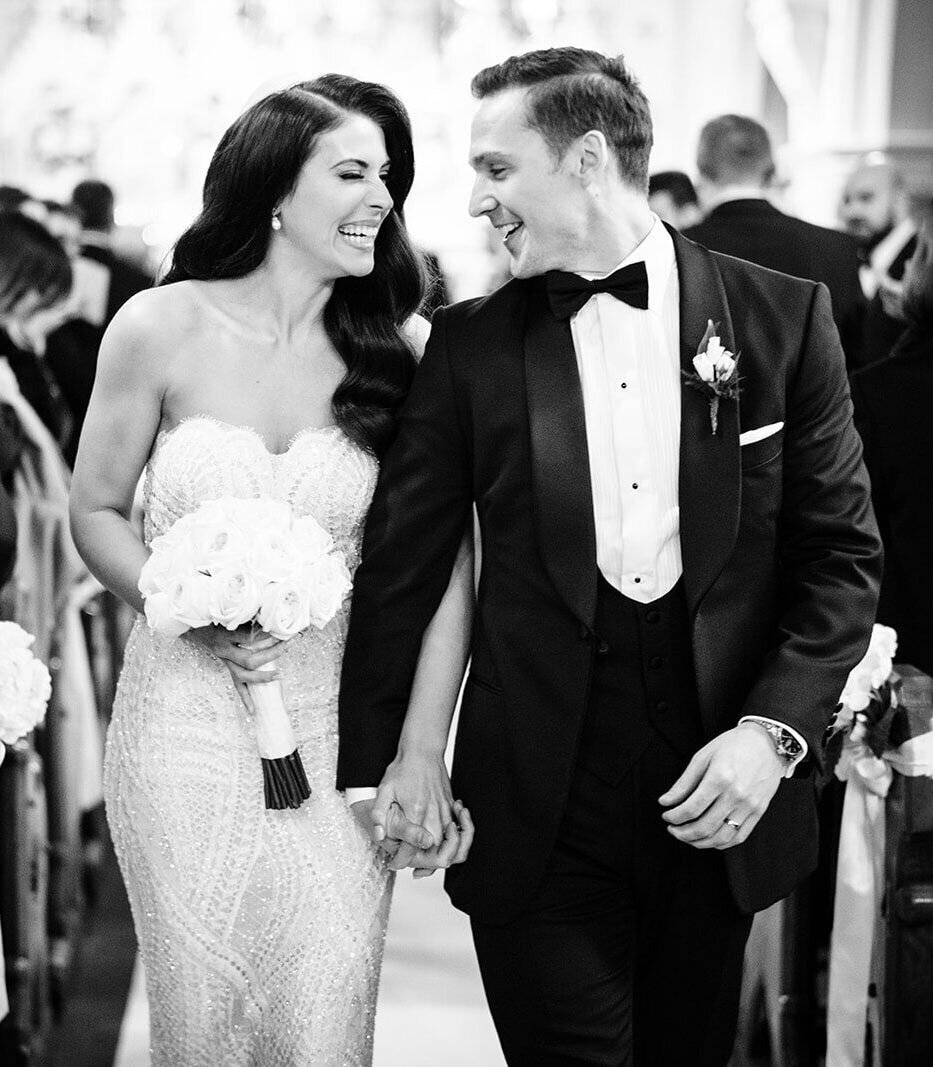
[336,309,473,789]
[739,283,883,761]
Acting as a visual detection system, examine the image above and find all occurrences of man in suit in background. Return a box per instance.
[41,181,153,465]
[648,170,702,230]
[839,161,918,367]
[338,48,881,1065]
[685,115,864,369]
[69,180,152,326]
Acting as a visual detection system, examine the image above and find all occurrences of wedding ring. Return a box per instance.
[723,817,742,831]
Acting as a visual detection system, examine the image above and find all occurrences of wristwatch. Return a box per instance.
[743,717,804,777]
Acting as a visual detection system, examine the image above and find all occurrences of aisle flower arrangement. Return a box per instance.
[138,496,351,810]
[0,620,52,760]
[825,624,933,1065]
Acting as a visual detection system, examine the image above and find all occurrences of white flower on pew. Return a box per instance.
[826,623,933,1067]
[0,622,53,756]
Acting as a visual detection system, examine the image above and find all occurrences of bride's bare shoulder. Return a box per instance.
[101,281,211,362]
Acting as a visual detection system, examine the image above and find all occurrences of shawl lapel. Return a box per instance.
[523,281,598,629]
[671,230,741,616]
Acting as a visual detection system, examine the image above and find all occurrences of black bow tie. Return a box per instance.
[545,261,649,319]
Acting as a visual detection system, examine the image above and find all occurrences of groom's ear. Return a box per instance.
[576,130,611,184]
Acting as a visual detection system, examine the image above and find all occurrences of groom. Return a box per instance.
[337,48,881,1064]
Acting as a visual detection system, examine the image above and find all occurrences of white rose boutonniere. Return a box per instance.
[682,319,742,434]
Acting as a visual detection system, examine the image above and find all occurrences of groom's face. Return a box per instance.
[468,88,587,279]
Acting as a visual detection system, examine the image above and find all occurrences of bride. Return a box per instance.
[69,75,473,1065]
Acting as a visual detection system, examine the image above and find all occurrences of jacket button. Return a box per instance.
[649,655,663,669]
[597,640,609,656]
[656,700,669,713]
[646,609,660,624]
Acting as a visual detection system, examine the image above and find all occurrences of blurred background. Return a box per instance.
[2,0,931,299]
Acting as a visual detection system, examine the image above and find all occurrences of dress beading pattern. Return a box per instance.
[105,417,391,1065]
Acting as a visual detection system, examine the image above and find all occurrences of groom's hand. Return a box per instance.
[349,798,434,855]
[658,725,784,850]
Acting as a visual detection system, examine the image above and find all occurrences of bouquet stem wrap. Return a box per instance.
[247,660,311,810]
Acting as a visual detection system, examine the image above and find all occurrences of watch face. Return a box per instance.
[778,736,802,758]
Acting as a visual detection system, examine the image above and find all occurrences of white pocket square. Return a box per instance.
[739,422,784,447]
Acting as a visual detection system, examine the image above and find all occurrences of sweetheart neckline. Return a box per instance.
[154,415,345,459]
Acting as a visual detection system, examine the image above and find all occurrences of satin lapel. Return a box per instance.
[672,230,741,616]
[523,282,598,629]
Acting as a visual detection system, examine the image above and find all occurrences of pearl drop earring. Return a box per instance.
[271,212,282,231]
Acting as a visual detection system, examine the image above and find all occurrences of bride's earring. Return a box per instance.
[271,211,282,231]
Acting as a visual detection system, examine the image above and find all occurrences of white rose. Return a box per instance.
[292,514,335,562]
[870,624,898,662]
[248,531,304,584]
[207,566,263,630]
[704,337,735,379]
[839,662,874,711]
[0,621,34,652]
[144,571,213,636]
[257,579,312,640]
[0,641,52,742]
[143,591,191,637]
[692,351,716,383]
[305,554,352,629]
[169,503,249,572]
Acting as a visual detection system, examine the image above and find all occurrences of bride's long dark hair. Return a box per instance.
[162,75,425,458]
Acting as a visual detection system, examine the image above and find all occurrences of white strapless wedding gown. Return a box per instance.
[105,416,392,1066]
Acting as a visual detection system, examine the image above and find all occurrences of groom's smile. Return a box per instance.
[468,86,588,279]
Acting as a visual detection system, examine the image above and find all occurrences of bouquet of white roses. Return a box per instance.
[138,496,351,810]
[0,622,53,765]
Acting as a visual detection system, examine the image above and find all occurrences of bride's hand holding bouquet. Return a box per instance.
[138,496,351,810]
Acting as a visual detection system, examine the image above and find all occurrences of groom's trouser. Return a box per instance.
[471,578,753,1066]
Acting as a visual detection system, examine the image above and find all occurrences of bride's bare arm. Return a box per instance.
[70,295,165,613]
[69,293,285,694]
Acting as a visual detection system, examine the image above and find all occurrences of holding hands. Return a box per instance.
[351,747,474,877]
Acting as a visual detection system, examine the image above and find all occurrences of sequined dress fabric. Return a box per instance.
[105,417,392,1066]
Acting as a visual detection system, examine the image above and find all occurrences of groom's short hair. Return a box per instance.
[471,47,653,193]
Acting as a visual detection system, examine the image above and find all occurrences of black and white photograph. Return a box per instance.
[0,1,931,1064]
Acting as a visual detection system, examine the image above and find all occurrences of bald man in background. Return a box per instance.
[839,161,918,368]
[685,115,864,370]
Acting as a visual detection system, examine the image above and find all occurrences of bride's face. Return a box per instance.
[276,113,394,280]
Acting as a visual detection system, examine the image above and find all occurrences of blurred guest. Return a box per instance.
[840,161,918,367]
[648,170,701,229]
[70,179,152,326]
[0,212,74,452]
[0,185,47,223]
[420,248,451,318]
[686,115,864,368]
[42,199,83,258]
[0,211,73,583]
[851,209,933,674]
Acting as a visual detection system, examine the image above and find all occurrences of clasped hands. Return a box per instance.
[351,748,474,877]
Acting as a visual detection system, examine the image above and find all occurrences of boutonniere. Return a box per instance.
[681,319,741,434]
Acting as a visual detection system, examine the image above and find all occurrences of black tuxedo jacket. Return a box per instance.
[851,330,933,674]
[79,243,152,326]
[337,230,881,923]
[859,234,919,369]
[685,199,865,370]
